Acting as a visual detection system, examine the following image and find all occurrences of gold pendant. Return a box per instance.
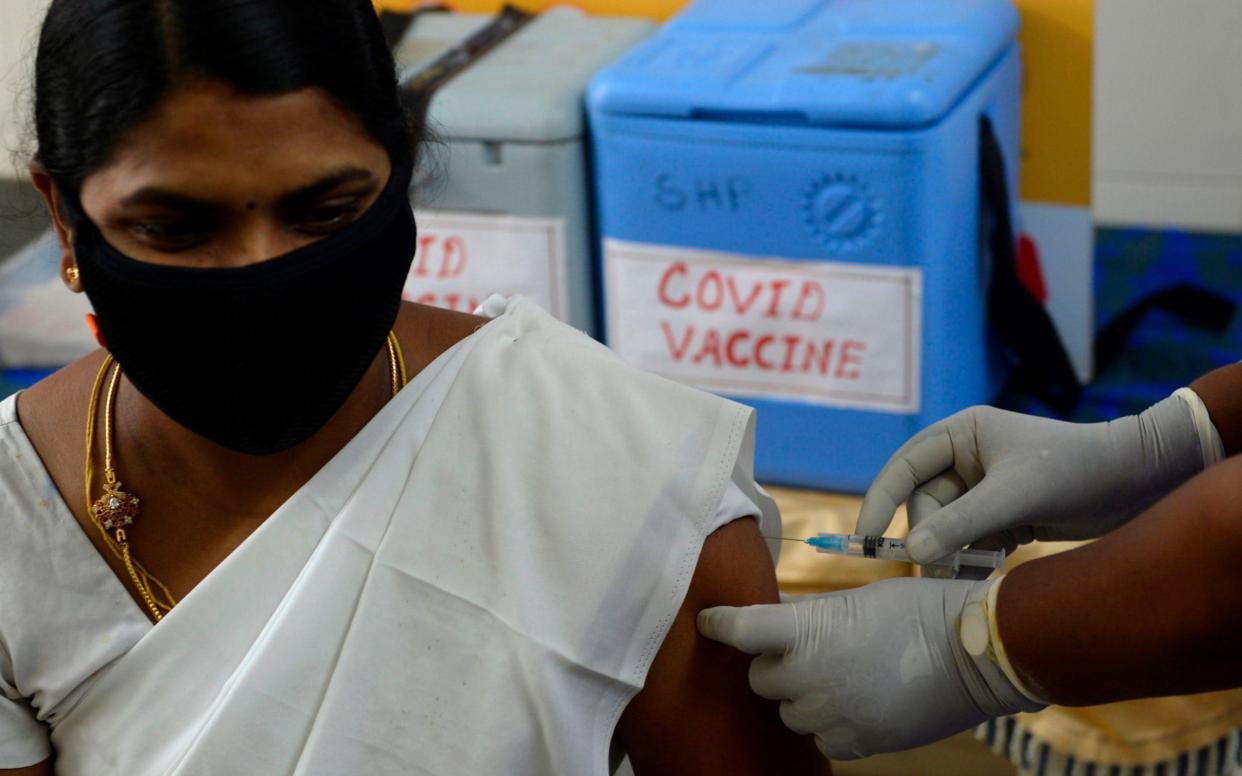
[92,480,141,531]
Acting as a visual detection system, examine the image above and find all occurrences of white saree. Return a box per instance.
[43,297,778,775]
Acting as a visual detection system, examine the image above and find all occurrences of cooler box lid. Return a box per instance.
[588,0,1019,129]
[396,7,654,143]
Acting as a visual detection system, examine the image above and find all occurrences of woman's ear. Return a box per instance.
[29,161,83,293]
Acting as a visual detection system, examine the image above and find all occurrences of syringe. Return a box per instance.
[772,533,1005,574]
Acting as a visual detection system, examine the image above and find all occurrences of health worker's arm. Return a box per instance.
[1000,452,1242,705]
[1191,361,1242,456]
[617,517,830,775]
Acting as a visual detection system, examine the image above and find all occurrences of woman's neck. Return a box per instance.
[111,343,395,525]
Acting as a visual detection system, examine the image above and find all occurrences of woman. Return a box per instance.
[0,1,828,774]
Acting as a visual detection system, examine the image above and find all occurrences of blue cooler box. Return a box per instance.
[588,0,1021,492]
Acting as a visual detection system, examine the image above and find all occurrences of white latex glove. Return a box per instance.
[857,392,1218,566]
[697,577,1045,760]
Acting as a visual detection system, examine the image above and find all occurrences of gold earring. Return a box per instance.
[65,265,80,283]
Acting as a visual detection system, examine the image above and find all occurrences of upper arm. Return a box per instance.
[617,517,831,775]
[1190,361,1242,456]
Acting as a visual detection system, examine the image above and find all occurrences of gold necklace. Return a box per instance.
[84,331,408,622]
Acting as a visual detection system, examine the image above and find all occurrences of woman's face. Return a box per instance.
[74,79,393,269]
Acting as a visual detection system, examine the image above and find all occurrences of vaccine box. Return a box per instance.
[395,8,653,334]
[589,0,1022,492]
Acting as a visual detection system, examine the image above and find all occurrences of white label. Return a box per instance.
[605,239,922,413]
[405,211,567,317]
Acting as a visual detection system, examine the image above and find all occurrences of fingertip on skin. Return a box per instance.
[699,603,798,655]
[698,606,755,650]
[696,606,732,643]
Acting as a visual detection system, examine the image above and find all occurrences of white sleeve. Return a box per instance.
[0,691,51,768]
[711,477,764,530]
[472,293,511,319]
[707,414,783,564]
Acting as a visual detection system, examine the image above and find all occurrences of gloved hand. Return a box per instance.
[697,576,1045,760]
[857,392,1217,566]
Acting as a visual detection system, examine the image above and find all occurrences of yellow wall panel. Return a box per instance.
[1012,0,1093,206]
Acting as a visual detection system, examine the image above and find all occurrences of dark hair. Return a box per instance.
[34,0,416,200]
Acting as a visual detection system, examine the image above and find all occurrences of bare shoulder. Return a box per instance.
[619,517,831,775]
[5,354,105,562]
[392,301,490,377]
[14,351,107,474]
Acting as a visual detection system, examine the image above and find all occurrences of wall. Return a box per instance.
[0,0,45,179]
[1013,0,1092,207]
[1093,0,1242,231]
[1009,0,1094,382]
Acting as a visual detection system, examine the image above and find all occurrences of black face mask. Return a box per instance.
[70,158,417,456]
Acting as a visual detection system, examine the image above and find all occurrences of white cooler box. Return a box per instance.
[395,8,653,334]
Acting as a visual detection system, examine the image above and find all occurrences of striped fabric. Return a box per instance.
[979,717,1242,776]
